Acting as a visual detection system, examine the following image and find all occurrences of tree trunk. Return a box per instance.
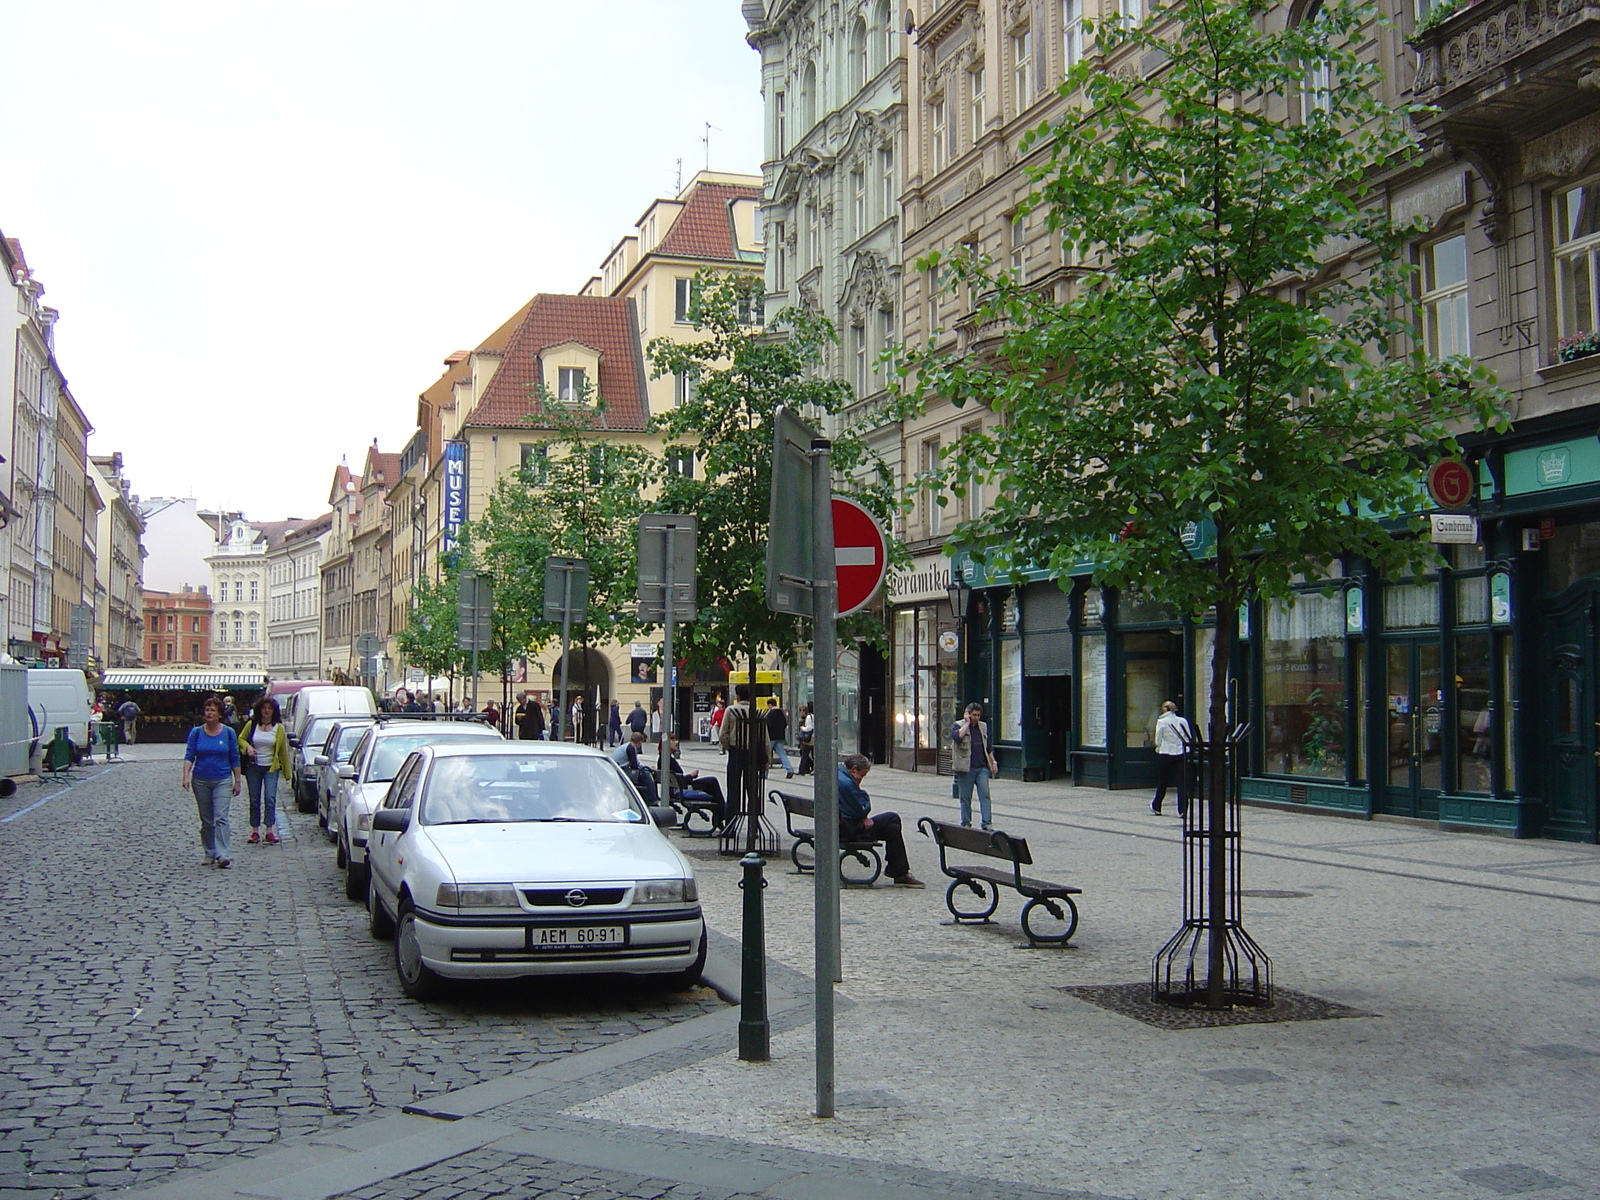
[1206,532,1239,1010]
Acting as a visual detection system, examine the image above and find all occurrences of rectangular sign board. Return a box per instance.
[1430,513,1479,544]
[766,406,819,616]
[442,441,467,554]
[543,557,589,623]
[456,574,493,651]
[637,514,697,621]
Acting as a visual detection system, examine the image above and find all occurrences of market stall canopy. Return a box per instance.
[100,671,268,692]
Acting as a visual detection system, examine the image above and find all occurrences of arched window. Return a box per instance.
[1300,1,1334,120]
[850,17,868,90]
[800,61,817,131]
[878,0,895,66]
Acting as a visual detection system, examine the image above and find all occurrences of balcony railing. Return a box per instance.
[1410,0,1600,137]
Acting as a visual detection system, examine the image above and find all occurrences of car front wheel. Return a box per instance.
[657,929,708,993]
[394,904,442,1000]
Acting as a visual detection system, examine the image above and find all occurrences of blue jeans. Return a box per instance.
[955,767,993,828]
[770,738,795,773]
[192,776,234,859]
[245,763,279,829]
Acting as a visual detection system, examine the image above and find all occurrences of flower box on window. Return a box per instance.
[1558,331,1600,363]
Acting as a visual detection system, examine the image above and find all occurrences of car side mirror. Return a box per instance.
[336,765,356,780]
[288,736,300,748]
[313,755,329,767]
[649,805,677,828]
[371,808,409,833]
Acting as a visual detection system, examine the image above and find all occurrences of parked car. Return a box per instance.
[292,716,353,814]
[365,741,706,999]
[286,685,376,748]
[337,718,503,902]
[25,668,94,764]
[313,718,377,836]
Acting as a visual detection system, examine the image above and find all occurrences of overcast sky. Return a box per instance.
[2,1,764,522]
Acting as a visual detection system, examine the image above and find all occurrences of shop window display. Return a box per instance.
[1263,591,1348,779]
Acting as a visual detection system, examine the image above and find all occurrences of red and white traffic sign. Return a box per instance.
[833,496,888,617]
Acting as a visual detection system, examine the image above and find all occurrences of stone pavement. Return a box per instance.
[6,744,1599,1199]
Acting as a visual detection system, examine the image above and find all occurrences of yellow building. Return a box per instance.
[395,171,763,725]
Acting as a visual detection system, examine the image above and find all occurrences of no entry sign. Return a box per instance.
[833,497,888,617]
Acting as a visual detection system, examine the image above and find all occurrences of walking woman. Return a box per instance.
[183,696,242,868]
[239,697,291,845]
[796,701,815,775]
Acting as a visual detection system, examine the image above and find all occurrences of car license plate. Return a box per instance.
[527,925,627,950]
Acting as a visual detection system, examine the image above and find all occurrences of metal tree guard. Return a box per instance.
[718,679,781,858]
[1151,715,1273,1010]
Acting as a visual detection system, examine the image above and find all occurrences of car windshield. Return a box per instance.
[304,719,338,750]
[369,733,495,783]
[332,724,368,760]
[420,754,647,825]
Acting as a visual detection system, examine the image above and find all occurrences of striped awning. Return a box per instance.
[99,670,267,691]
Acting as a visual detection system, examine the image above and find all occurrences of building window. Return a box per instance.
[250,580,258,601]
[234,621,243,642]
[774,223,787,289]
[962,421,985,522]
[850,17,868,90]
[218,623,227,643]
[1063,0,1083,72]
[1263,590,1349,780]
[249,621,258,642]
[1556,180,1600,345]
[191,617,199,632]
[879,146,895,220]
[970,66,986,143]
[1301,2,1333,119]
[806,202,821,268]
[851,169,866,239]
[921,436,942,537]
[1421,234,1470,359]
[520,443,548,483]
[775,91,787,157]
[674,277,695,323]
[667,448,695,479]
[558,366,587,403]
[1119,0,1145,25]
[638,284,648,333]
[852,322,868,395]
[931,98,948,173]
[1012,29,1034,109]
[737,287,764,326]
[1010,213,1028,284]
[674,371,698,406]
[800,61,817,130]
[879,0,896,67]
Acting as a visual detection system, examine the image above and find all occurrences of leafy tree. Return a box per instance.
[901,0,1505,1002]
[648,271,897,673]
[396,573,463,686]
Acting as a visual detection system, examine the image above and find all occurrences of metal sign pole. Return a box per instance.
[810,434,838,1120]
[558,568,573,742]
[658,526,675,792]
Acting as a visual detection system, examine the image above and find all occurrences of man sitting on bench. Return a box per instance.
[665,735,729,828]
[836,753,924,888]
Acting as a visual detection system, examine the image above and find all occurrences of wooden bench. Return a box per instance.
[769,789,883,885]
[916,818,1082,946]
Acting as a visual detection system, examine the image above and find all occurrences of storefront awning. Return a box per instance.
[100,670,268,691]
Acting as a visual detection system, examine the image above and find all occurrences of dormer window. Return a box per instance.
[558,366,587,404]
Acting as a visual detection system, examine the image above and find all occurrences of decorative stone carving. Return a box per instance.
[1523,110,1600,181]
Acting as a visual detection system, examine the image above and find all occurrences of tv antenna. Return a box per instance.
[702,122,721,171]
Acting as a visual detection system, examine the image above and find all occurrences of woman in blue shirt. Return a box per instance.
[183,695,242,868]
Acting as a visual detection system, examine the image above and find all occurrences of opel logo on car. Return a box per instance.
[565,889,589,907]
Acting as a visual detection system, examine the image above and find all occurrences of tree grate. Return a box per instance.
[1060,982,1376,1030]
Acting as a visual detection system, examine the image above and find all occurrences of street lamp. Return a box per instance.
[946,575,971,621]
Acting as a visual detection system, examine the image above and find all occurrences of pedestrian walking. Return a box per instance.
[607,700,623,747]
[796,701,815,775]
[951,702,999,829]
[239,697,291,845]
[719,685,756,823]
[570,695,586,744]
[709,698,727,754]
[626,701,648,740]
[1151,700,1192,816]
[117,698,141,745]
[182,696,242,869]
[765,699,796,778]
[518,692,546,741]
[648,697,664,745]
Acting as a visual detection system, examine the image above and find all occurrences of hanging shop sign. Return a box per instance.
[1490,572,1512,626]
[1429,513,1479,544]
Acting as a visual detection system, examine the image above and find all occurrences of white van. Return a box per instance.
[287,686,378,810]
[26,668,94,762]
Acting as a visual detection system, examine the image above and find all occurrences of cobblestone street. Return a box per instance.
[0,748,719,1199]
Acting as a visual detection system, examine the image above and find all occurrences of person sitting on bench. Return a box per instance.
[665,735,729,828]
[836,753,924,888]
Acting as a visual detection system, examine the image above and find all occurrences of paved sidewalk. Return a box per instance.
[112,748,1600,1200]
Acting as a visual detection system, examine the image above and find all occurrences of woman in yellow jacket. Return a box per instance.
[240,697,293,844]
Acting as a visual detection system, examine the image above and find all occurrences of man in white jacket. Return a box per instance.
[1151,700,1193,816]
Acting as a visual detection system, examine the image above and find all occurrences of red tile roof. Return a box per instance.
[655,181,760,261]
[363,450,403,490]
[466,293,647,432]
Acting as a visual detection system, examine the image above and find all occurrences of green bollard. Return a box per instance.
[737,852,770,1062]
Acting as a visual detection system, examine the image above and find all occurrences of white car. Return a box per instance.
[338,719,503,902]
[313,719,377,837]
[365,741,706,1000]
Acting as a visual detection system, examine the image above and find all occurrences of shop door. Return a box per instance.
[1543,588,1599,843]
[1381,640,1443,819]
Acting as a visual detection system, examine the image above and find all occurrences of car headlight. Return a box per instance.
[355,812,373,831]
[633,878,697,904]
[436,884,520,907]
